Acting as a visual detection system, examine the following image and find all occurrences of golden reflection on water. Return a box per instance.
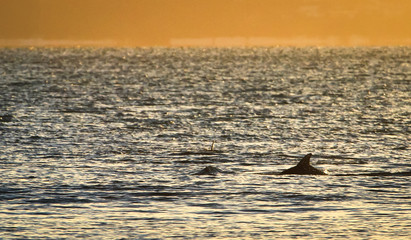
[0,47,409,239]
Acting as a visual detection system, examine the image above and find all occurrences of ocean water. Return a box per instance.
[0,47,410,239]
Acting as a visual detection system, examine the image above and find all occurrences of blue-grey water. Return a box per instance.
[0,47,410,239]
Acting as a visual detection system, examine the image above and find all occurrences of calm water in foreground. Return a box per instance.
[0,47,410,239]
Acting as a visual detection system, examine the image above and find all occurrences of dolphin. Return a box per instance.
[280,153,327,175]
[194,166,235,175]
[194,166,224,175]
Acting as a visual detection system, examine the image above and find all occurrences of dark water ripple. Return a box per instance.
[0,47,410,239]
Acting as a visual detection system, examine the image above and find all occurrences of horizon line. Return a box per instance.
[1,37,411,48]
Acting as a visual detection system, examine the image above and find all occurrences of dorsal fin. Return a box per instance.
[296,153,312,167]
[280,153,326,175]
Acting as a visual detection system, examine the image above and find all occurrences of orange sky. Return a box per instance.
[0,0,410,47]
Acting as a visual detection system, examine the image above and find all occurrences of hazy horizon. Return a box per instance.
[1,0,410,47]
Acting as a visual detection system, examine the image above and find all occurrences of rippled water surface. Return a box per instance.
[0,47,410,239]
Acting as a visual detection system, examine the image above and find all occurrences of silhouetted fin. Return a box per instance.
[194,166,224,175]
[296,153,312,167]
[194,166,235,175]
[280,153,327,175]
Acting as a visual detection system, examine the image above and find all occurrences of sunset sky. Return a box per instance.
[0,0,410,47]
